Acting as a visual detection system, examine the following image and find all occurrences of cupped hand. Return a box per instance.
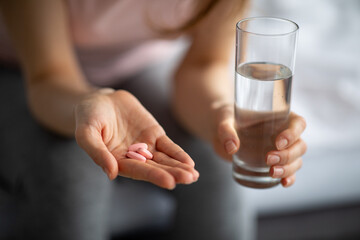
[75,89,199,189]
[212,104,307,188]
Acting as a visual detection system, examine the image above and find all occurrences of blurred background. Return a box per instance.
[241,0,360,239]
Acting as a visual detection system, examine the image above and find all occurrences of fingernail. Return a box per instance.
[168,185,176,190]
[267,155,280,165]
[277,138,288,150]
[273,167,284,177]
[193,170,200,181]
[282,178,289,187]
[103,167,111,179]
[225,141,237,154]
[183,172,195,184]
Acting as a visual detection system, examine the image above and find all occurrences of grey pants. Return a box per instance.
[0,65,247,240]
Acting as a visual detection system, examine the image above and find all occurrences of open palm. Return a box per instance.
[75,89,199,189]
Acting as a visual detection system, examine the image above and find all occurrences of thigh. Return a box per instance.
[0,67,111,240]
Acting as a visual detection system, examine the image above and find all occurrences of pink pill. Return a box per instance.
[128,143,148,152]
[137,148,153,160]
[126,151,146,162]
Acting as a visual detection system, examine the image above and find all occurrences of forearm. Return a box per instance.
[27,74,97,137]
[173,61,233,142]
[0,0,98,136]
[171,0,249,142]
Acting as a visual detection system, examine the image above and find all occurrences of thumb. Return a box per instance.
[212,104,240,161]
[217,118,240,155]
[75,126,118,180]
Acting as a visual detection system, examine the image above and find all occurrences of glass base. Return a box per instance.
[232,157,280,189]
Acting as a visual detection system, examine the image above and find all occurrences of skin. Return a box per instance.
[0,0,306,189]
[75,89,199,189]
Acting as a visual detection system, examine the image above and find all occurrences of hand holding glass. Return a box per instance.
[232,17,299,189]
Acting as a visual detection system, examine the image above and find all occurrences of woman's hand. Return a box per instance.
[212,105,307,188]
[75,89,199,190]
[266,113,307,187]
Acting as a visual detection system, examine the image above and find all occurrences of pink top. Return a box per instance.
[0,0,195,85]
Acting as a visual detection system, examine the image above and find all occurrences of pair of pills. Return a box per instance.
[126,143,153,162]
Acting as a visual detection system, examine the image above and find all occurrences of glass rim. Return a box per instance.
[236,16,299,37]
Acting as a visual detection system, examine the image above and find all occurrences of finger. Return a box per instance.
[212,103,240,161]
[117,159,176,189]
[146,160,196,184]
[152,152,199,181]
[276,113,307,150]
[270,157,303,178]
[217,118,240,155]
[76,126,118,180]
[267,139,307,166]
[156,136,194,166]
[281,174,296,188]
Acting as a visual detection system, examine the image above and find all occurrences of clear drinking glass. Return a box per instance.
[233,17,299,188]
